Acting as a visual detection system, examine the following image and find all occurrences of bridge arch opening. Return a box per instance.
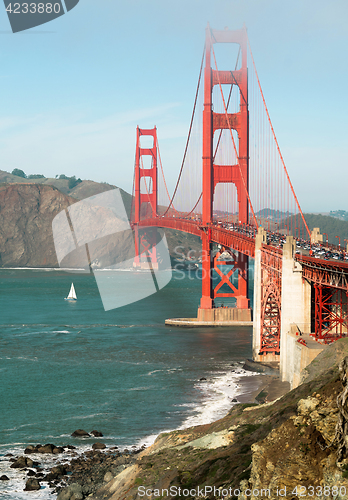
[140,176,153,195]
[212,42,241,72]
[213,182,238,222]
[139,135,154,149]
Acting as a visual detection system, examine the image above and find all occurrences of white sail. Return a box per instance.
[66,283,77,300]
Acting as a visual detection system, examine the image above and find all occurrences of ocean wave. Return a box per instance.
[62,413,108,421]
[128,386,154,391]
[132,364,262,449]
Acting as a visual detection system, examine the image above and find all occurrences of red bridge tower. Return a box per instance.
[198,25,251,321]
[133,126,159,269]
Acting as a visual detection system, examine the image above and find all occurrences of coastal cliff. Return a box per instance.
[0,184,75,267]
[67,339,348,500]
[0,182,201,268]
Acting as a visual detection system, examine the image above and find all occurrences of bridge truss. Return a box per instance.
[130,24,348,352]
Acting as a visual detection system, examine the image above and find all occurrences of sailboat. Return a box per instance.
[65,283,77,301]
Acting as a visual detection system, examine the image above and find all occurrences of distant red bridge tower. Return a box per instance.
[133,126,159,270]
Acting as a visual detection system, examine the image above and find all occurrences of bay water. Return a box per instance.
[0,268,258,499]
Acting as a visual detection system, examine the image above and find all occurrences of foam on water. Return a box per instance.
[0,268,256,499]
[0,364,262,499]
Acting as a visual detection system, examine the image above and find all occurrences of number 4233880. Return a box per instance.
[6,3,62,14]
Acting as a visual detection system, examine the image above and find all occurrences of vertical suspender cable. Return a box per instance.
[247,34,310,239]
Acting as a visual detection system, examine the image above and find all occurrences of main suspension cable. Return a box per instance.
[247,33,310,238]
[161,44,206,216]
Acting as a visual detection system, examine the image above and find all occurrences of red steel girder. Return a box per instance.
[297,255,348,292]
[313,284,348,341]
[136,218,255,258]
[213,249,248,307]
[259,245,282,355]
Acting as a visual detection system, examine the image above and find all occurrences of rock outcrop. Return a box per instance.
[0,184,74,267]
[0,182,201,268]
[81,340,348,500]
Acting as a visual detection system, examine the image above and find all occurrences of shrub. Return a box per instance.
[68,176,82,189]
[11,168,26,178]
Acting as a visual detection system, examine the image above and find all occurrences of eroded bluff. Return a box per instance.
[84,343,348,500]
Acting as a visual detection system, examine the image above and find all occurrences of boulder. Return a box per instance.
[37,443,54,453]
[90,430,103,437]
[24,478,41,491]
[0,475,9,480]
[24,445,36,454]
[53,446,64,454]
[57,482,84,500]
[71,429,90,438]
[104,471,114,483]
[51,465,67,476]
[92,442,106,450]
[10,456,33,468]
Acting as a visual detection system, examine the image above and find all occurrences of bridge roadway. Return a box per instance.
[136,217,348,282]
[137,217,256,257]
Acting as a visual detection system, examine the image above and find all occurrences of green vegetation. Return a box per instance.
[284,213,348,244]
[299,442,310,454]
[68,175,82,189]
[56,174,82,189]
[304,213,348,244]
[330,210,348,221]
[11,168,26,178]
[240,423,261,436]
[27,174,45,179]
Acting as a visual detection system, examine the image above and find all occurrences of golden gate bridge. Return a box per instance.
[129,24,348,364]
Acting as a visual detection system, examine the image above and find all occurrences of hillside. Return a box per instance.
[51,339,348,500]
[0,180,201,268]
[303,213,348,245]
[0,169,132,211]
[0,184,75,267]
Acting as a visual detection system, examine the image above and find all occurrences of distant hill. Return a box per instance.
[264,212,348,246]
[0,184,75,267]
[329,210,348,221]
[0,169,133,217]
[303,213,348,245]
[0,172,201,267]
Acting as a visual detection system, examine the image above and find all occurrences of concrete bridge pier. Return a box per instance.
[279,236,311,380]
[253,232,312,373]
[252,227,267,360]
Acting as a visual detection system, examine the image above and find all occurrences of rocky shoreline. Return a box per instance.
[53,341,348,499]
[6,344,348,500]
[1,431,146,499]
[0,362,289,500]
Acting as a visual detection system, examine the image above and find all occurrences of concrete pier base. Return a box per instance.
[133,262,159,270]
[280,325,327,389]
[165,307,253,327]
[197,307,252,322]
[253,352,280,363]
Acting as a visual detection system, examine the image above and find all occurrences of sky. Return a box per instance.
[0,0,347,212]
